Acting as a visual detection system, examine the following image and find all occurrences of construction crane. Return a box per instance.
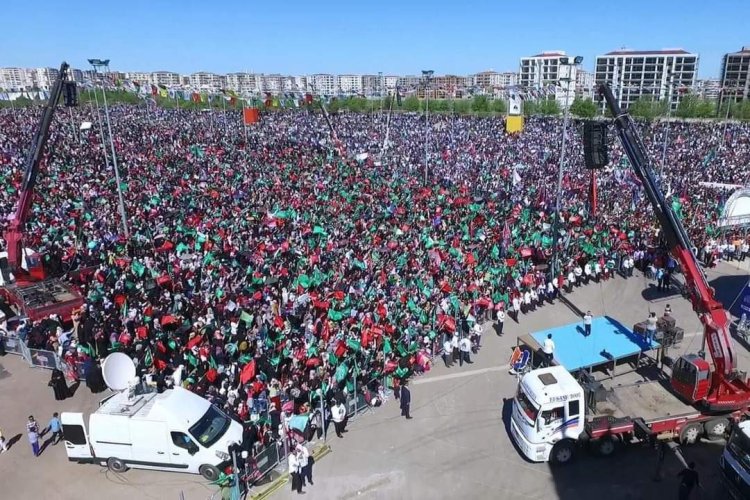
[0,61,84,322]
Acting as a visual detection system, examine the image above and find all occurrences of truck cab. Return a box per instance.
[720,420,750,499]
[510,366,585,463]
[62,387,243,481]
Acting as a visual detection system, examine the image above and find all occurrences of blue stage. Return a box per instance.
[530,316,659,373]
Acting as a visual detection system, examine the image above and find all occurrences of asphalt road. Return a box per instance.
[0,260,747,500]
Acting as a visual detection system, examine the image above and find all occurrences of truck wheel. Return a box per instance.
[107,457,128,474]
[704,418,729,439]
[679,423,703,445]
[551,440,576,465]
[200,464,221,482]
[596,436,617,457]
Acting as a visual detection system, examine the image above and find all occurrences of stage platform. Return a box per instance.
[518,316,659,375]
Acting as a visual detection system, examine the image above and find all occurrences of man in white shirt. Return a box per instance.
[331,401,347,438]
[583,311,593,337]
[442,338,453,368]
[542,334,555,367]
[296,444,313,487]
[496,308,505,336]
[459,336,473,366]
[288,448,304,494]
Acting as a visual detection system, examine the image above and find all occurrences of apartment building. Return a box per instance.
[152,71,181,87]
[337,74,363,94]
[720,46,750,105]
[189,72,226,90]
[0,67,30,90]
[594,48,699,110]
[310,74,336,95]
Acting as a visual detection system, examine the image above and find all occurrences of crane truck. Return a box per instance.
[0,62,84,322]
[509,83,750,465]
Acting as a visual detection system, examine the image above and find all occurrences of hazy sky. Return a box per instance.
[2,0,748,78]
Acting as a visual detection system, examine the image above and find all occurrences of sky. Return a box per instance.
[1,0,749,78]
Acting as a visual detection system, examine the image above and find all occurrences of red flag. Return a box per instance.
[240,360,256,384]
[502,221,511,247]
[590,170,598,216]
[151,84,158,97]
[186,334,203,350]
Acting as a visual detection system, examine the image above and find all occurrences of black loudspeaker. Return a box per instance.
[63,81,78,107]
[583,121,609,169]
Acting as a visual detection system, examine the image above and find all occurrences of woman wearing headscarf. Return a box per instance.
[48,368,72,401]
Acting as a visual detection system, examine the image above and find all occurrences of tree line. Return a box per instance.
[3,89,749,121]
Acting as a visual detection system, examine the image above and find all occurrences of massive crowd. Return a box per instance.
[1,104,749,461]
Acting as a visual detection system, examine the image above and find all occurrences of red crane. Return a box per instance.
[0,62,84,322]
[599,84,750,411]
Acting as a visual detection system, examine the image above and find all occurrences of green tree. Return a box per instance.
[403,95,421,112]
[428,99,449,112]
[453,99,471,114]
[675,94,717,119]
[522,100,539,116]
[569,98,598,118]
[537,98,561,116]
[628,98,667,120]
[471,95,490,112]
[491,99,507,113]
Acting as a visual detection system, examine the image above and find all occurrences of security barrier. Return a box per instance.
[0,334,61,371]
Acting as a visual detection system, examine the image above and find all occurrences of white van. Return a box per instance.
[62,387,243,481]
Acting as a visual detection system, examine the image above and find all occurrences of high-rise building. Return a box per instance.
[695,79,721,101]
[594,48,699,110]
[576,69,595,99]
[519,51,577,107]
[126,72,152,85]
[152,71,181,87]
[337,75,363,95]
[189,72,225,90]
[720,46,750,105]
[29,67,60,90]
[225,73,258,94]
[310,74,336,96]
[0,67,31,90]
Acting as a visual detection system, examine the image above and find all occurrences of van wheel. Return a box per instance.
[596,436,617,457]
[107,457,128,473]
[679,423,703,445]
[704,418,729,440]
[200,464,221,482]
[551,440,576,465]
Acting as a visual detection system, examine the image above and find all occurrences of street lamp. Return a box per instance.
[422,69,434,185]
[89,58,129,239]
[659,70,674,178]
[551,56,582,279]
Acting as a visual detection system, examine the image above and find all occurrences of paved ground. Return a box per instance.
[269,260,749,500]
[0,260,747,500]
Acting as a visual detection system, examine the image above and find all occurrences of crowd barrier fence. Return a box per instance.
[0,333,61,371]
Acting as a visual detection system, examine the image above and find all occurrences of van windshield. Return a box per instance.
[515,385,539,423]
[189,405,231,448]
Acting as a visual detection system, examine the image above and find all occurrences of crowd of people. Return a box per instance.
[1,104,749,467]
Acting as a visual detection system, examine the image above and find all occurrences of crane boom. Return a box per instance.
[599,84,749,410]
[6,61,71,273]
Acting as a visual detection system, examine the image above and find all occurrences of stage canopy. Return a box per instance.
[718,187,750,228]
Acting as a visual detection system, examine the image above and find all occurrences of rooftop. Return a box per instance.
[528,51,567,58]
[603,48,693,56]
[727,46,750,55]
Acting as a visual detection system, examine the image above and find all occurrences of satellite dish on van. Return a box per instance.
[102,352,136,391]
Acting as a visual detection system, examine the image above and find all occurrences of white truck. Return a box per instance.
[510,365,743,465]
[62,353,243,481]
[720,420,750,499]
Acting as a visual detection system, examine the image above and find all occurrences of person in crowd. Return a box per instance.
[46,412,63,445]
[48,369,71,401]
[288,447,304,494]
[26,416,40,457]
[400,379,412,420]
[542,334,555,367]
[583,311,593,337]
[297,444,313,487]
[331,401,347,438]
